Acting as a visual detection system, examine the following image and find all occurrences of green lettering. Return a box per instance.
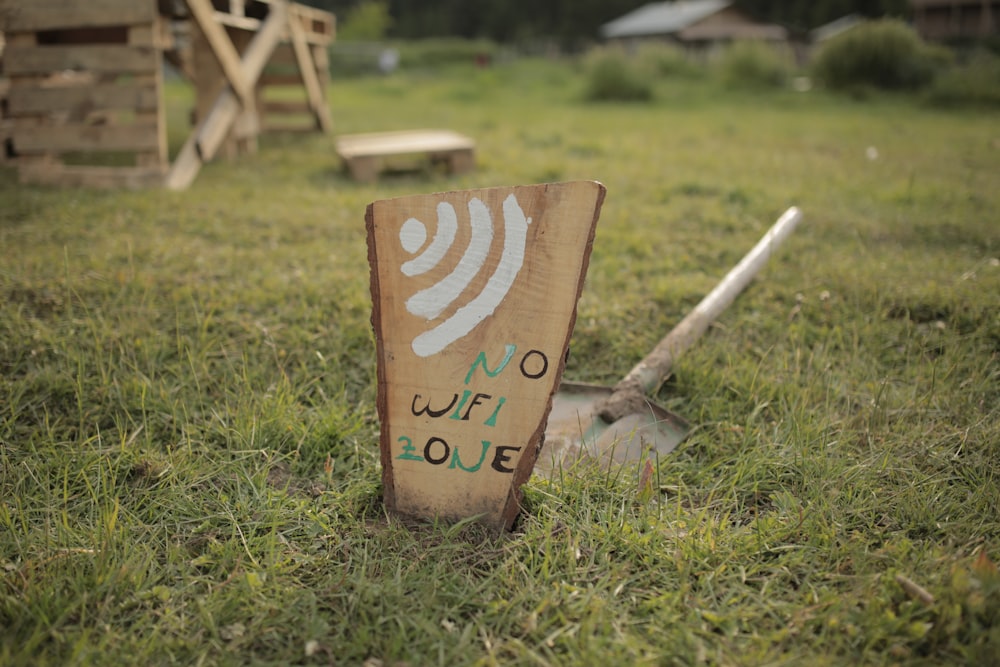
[464,344,516,385]
[448,440,492,473]
[449,390,473,420]
[484,397,506,427]
[396,436,423,461]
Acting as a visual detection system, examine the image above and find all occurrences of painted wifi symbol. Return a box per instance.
[398,194,531,358]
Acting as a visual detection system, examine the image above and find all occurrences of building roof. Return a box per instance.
[600,0,731,40]
[810,14,863,42]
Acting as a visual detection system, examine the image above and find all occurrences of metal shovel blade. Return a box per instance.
[535,382,690,475]
[534,206,803,477]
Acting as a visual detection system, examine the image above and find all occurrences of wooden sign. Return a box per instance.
[367,181,606,530]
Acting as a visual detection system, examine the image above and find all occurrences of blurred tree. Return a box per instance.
[337,0,392,40]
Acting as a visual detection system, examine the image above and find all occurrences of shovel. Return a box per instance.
[537,206,803,474]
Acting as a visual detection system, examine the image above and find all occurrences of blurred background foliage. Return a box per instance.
[306,0,914,48]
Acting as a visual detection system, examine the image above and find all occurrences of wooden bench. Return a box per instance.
[335,129,475,183]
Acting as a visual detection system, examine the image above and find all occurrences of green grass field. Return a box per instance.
[2,59,998,665]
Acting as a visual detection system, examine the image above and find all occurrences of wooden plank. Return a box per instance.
[287,3,331,133]
[5,33,37,47]
[187,0,253,106]
[290,4,335,45]
[1,0,157,31]
[12,122,161,153]
[18,164,166,189]
[312,44,330,87]
[261,100,309,113]
[336,130,476,159]
[3,45,158,76]
[212,12,260,31]
[260,122,315,133]
[165,0,287,190]
[149,38,168,167]
[257,73,305,86]
[7,83,159,115]
[0,80,11,165]
[367,181,606,530]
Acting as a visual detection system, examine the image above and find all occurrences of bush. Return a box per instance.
[924,50,1000,108]
[337,1,392,41]
[634,42,703,79]
[716,41,791,90]
[581,46,654,102]
[812,19,940,91]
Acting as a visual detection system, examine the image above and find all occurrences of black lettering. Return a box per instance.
[490,445,522,473]
[423,437,450,465]
[519,350,548,379]
[461,393,492,421]
[411,393,459,418]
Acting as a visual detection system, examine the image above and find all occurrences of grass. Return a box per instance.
[2,57,999,665]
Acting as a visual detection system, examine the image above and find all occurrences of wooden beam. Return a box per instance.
[12,122,162,153]
[287,4,331,133]
[3,45,158,76]
[212,12,261,31]
[18,164,166,189]
[185,0,253,106]
[165,0,287,190]
[7,83,160,115]
[260,100,310,114]
[0,0,157,32]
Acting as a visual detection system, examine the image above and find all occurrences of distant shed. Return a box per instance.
[910,0,999,40]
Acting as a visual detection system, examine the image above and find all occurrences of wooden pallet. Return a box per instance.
[2,1,170,188]
[335,129,476,183]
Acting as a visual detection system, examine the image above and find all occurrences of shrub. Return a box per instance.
[635,41,703,79]
[812,19,940,91]
[581,46,654,102]
[924,50,1000,108]
[337,1,392,41]
[716,41,791,90]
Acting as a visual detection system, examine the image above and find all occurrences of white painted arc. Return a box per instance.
[411,194,531,357]
[400,201,457,277]
[399,217,427,254]
[405,198,494,320]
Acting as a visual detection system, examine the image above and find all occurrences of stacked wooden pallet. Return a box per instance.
[1,1,170,188]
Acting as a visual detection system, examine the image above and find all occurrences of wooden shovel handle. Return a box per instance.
[598,207,803,422]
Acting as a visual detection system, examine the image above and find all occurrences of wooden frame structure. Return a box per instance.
[0,0,334,189]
